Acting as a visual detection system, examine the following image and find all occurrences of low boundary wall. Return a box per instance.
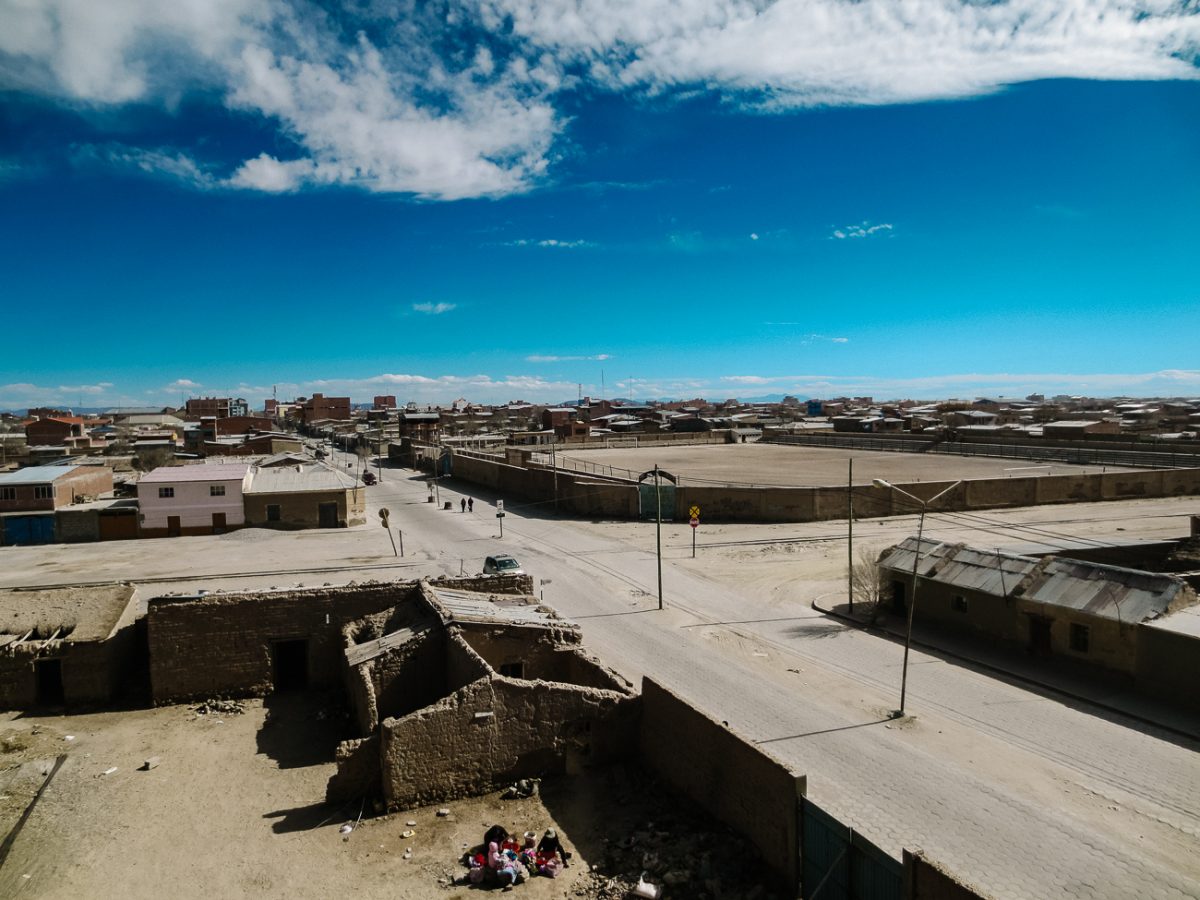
[447,448,1200,523]
[638,677,806,891]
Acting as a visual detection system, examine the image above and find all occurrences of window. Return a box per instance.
[0,487,15,501]
[34,485,53,500]
[952,595,969,613]
[158,487,174,498]
[266,504,281,522]
[498,662,524,679]
[210,484,226,496]
[1069,623,1090,653]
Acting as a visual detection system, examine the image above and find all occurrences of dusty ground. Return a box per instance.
[0,696,780,900]
[556,442,1130,486]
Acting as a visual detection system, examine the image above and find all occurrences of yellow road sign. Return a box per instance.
[689,505,700,518]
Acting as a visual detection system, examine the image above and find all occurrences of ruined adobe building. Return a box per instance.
[0,584,139,708]
[328,584,639,810]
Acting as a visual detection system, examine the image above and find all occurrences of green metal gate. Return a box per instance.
[801,797,902,900]
[637,481,676,521]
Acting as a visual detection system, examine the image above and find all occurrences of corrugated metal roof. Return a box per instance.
[927,546,1038,597]
[429,586,571,629]
[1144,604,1200,638]
[1020,558,1182,624]
[139,463,250,483]
[0,464,83,485]
[246,464,358,493]
[876,536,950,579]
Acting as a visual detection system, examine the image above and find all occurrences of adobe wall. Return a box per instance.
[379,647,639,809]
[904,849,995,899]
[147,582,420,703]
[638,678,804,890]
[458,625,627,692]
[1136,625,1200,710]
[445,629,492,691]
[371,628,447,723]
[55,507,101,543]
[885,576,1022,643]
[344,648,378,733]
[326,736,381,804]
[451,448,1200,523]
[244,487,366,528]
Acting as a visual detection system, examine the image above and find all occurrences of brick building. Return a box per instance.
[25,416,88,448]
[185,397,232,418]
[298,393,352,423]
[243,463,365,529]
[373,395,397,410]
[0,464,114,513]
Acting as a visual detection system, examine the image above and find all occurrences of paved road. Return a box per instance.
[362,463,1200,899]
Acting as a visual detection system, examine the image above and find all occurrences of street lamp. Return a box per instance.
[872,478,962,717]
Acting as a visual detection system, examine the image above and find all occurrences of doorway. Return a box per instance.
[318,502,338,528]
[271,639,309,691]
[35,658,65,706]
[167,515,181,537]
[212,512,227,534]
[891,580,907,615]
[1028,615,1053,657]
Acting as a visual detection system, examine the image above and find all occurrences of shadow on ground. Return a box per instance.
[256,691,353,769]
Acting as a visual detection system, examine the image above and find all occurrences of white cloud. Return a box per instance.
[749,233,759,241]
[506,238,593,248]
[6,2,1194,199]
[166,378,203,390]
[526,353,612,362]
[831,221,894,239]
[722,375,774,385]
[412,302,457,315]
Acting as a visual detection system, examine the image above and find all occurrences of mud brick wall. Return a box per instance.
[425,573,534,595]
[904,849,994,899]
[1137,624,1200,710]
[379,655,639,809]
[148,582,419,703]
[344,649,378,734]
[326,736,381,804]
[372,628,447,723]
[445,631,492,692]
[55,508,100,543]
[638,678,805,891]
[458,627,578,680]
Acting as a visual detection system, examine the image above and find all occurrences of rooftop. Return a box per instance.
[139,463,250,484]
[245,463,358,493]
[0,464,83,485]
[0,584,137,644]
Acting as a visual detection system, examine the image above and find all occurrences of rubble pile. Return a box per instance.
[192,699,245,716]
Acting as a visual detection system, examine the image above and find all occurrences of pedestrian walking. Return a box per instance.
[467,497,474,513]
[461,498,467,513]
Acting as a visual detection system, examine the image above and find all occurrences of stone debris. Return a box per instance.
[193,699,245,716]
[436,808,450,817]
[140,756,161,771]
[501,778,539,799]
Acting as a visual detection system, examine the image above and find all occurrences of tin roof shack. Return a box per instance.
[136,463,250,537]
[0,584,139,709]
[878,537,1198,678]
[244,462,365,529]
[331,583,638,810]
[0,464,114,513]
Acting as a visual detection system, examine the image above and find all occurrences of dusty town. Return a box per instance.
[1,392,1199,899]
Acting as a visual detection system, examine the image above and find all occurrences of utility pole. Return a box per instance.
[847,458,854,613]
[655,464,663,610]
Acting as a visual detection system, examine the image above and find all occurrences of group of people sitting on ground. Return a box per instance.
[462,824,571,889]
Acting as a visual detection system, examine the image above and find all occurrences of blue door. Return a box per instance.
[4,515,56,545]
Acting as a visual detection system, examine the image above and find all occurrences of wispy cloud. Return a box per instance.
[412,302,457,315]
[166,378,202,390]
[526,353,612,363]
[505,238,593,248]
[831,222,893,240]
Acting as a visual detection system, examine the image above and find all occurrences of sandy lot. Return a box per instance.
[0,696,778,900]
[555,442,1130,486]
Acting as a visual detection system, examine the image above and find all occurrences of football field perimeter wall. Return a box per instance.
[448,449,1200,524]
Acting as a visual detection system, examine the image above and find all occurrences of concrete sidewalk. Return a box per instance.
[812,598,1200,743]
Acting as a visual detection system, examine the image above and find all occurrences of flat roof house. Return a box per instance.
[137,463,250,537]
[0,464,114,513]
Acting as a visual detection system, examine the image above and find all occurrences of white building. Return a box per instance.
[137,464,251,537]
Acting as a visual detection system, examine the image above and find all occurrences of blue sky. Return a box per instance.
[2,1,1199,409]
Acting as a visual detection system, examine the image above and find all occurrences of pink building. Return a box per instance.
[137,464,251,537]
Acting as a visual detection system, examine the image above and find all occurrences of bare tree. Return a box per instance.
[848,546,887,625]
